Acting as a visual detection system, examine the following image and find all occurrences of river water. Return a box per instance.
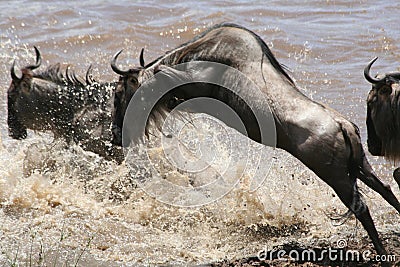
[0,0,399,266]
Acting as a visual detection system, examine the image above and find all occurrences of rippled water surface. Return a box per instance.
[1,0,400,266]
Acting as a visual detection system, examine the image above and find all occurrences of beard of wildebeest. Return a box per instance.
[113,23,400,258]
[364,57,400,162]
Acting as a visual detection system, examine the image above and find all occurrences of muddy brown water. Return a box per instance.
[0,1,399,266]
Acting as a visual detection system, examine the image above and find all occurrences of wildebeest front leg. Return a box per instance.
[359,156,400,214]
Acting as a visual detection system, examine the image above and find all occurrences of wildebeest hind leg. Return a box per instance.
[359,156,400,214]
[331,180,387,257]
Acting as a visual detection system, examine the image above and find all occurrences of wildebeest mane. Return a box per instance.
[33,63,112,109]
[145,22,295,86]
[385,72,400,82]
[34,63,93,87]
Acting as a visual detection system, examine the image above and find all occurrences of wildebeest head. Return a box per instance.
[8,46,42,139]
[8,46,101,141]
[110,48,146,145]
[364,57,400,160]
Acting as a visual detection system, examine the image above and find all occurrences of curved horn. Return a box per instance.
[65,65,73,84]
[86,64,94,85]
[26,46,42,70]
[364,57,385,84]
[111,49,129,75]
[10,60,21,81]
[139,48,145,67]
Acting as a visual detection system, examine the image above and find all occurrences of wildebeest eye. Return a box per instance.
[130,77,138,84]
[21,81,31,93]
[379,85,392,95]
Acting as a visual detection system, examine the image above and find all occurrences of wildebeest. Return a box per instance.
[112,23,400,258]
[364,57,400,187]
[7,46,123,162]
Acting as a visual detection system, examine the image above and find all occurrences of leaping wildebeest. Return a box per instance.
[7,46,123,162]
[112,23,400,258]
[364,57,400,187]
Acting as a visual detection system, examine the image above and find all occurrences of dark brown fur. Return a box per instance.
[365,59,400,161]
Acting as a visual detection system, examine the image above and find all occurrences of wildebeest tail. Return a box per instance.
[339,121,363,178]
[339,121,367,216]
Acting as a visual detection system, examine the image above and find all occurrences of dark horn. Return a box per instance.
[65,65,73,84]
[139,48,145,67]
[364,57,385,84]
[10,60,21,81]
[26,46,42,70]
[86,64,94,85]
[111,49,129,75]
